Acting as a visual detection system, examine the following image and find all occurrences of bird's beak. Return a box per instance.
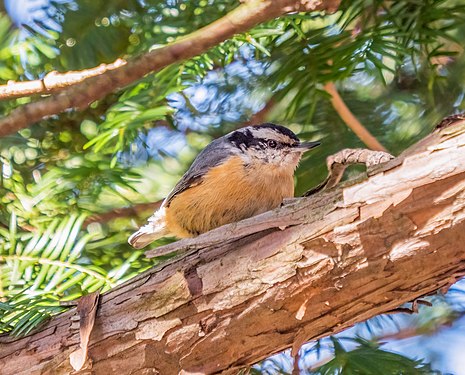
[293,141,321,153]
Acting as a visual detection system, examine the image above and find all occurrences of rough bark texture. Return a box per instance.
[2,120,465,374]
[0,0,340,137]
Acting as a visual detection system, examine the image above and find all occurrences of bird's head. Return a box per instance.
[227,123,320,169]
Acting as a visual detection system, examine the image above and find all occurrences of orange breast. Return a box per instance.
[165,156,294,238]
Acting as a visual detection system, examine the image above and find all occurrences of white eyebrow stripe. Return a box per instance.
[248,127,295,143]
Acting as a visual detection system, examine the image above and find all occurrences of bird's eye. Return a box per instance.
[267,140,277,148]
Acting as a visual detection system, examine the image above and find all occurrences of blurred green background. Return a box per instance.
[1,0,465,373]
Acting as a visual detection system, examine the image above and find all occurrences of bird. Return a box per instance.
[128,123,320,249]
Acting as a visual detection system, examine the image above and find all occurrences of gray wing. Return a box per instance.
[163,137,234,207]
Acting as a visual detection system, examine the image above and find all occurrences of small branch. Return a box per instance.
[0,59,127,100]
[242,98,276,126]
[84,200,163,225]
[323,82,387,152]
[0,0,341,138]
[292,348,301,375]
[376,310,465,342]
[303,148,393,196]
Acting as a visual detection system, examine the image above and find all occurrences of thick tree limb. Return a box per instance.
[0,0,340,138]
[1,119,465,374]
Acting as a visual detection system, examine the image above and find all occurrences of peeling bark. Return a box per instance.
[2,121,465,374]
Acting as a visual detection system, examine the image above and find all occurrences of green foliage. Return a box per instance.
[0,213,146,335]
[252,337,440,374]
[244,0,465,123]
[314,337,438,375]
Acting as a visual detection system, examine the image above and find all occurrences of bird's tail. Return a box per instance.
[128,208,170,249]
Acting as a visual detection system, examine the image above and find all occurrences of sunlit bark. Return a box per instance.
[1,120,465,374]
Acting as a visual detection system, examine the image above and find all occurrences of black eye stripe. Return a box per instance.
[228,131,291,150]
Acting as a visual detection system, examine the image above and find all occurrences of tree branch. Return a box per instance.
[242,98,276,126]
[2,119,465,374]
[0,59,127,100]
[84,200,163,226]
[0,0,340,138]
[323,82,388,152]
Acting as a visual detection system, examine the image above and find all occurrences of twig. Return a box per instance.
[376,310,465,342]
[323,82,387,152]
[242,98,276,126]
[84,200,163,225]
[304,148,393,196]
[292,348,301,375]
[0,0,340,138]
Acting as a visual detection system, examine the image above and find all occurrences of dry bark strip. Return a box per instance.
[0,0,340,137]
[69,292,100,371]
[2,120,465,374]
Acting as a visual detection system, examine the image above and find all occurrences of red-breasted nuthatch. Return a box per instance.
[128,123,320,248]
